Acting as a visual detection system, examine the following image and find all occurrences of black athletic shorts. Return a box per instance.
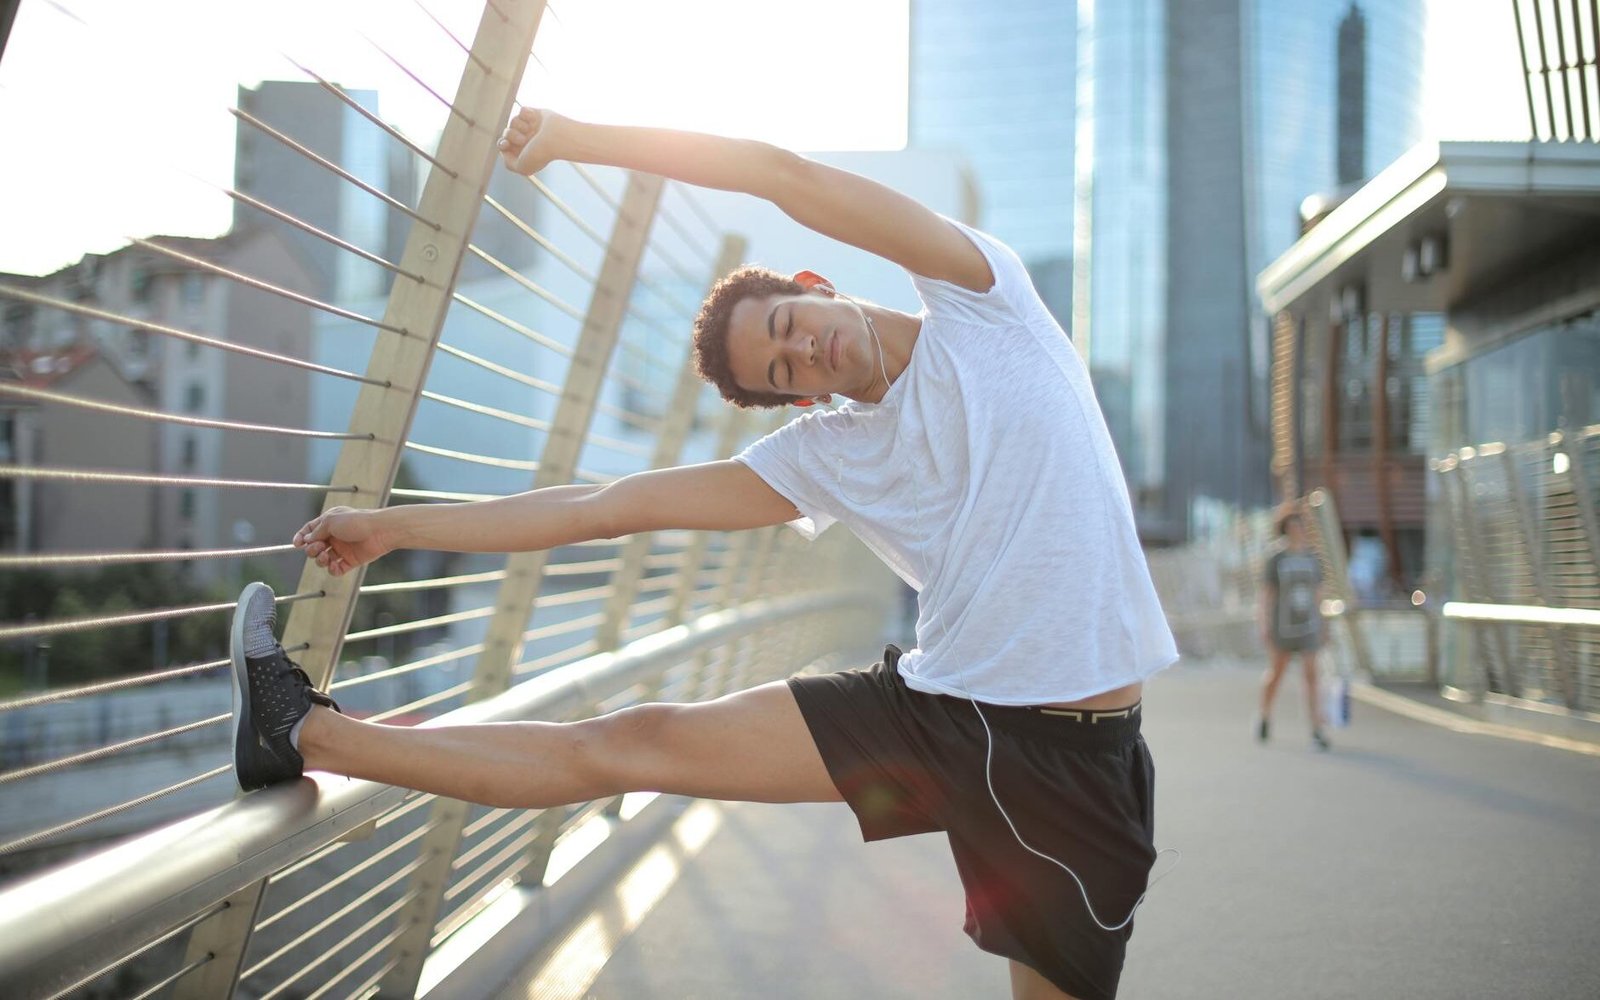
[787,647,1157,1000]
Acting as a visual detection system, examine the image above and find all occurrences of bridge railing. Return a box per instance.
[1433,427,1600,712]
[0,590,885,1000]
[0,3,896,997]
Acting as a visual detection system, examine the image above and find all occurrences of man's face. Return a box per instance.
[724,290,878,402]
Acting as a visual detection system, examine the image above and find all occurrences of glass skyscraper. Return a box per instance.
[909,0,1076,322]
[1073,0,1168,508]
[1075,0,1425,539]
[1249,0,1426,275]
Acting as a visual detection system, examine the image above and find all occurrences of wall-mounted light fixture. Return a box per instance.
[1402,233,1449,283]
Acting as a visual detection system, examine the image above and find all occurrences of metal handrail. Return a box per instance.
[1442,601,1600,628]
[0,590,876,999]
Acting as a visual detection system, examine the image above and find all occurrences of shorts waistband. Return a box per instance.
[878,646,1144,748]
[966,698,1143,747]
[1031,702,1142,723]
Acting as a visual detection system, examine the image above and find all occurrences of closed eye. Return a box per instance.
[783,310,795,385]
[766,305,798,390]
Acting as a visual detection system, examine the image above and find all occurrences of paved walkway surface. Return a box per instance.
[510,661,1600,999]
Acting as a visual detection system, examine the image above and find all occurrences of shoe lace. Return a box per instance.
[283,662,343,714]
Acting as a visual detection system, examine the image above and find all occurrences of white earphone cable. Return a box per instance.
[835,298,1179,933]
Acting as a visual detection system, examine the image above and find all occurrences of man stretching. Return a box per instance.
[231,108,1178,1000]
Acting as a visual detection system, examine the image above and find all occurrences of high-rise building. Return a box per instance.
[236,82,439,304]
[1075,0,1425,541]
[909,0,1076,324]
[1073,0,1168,518]
[1249,0,1424,275]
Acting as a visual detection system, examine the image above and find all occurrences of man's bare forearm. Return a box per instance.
[554,117,800,203]
[378,484,610,554]
[506,109,982,287]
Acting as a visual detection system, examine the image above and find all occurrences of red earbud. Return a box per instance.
[793,270,834,295]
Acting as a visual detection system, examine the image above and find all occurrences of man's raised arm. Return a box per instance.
[499,109,993,293]
[294,461,798,576]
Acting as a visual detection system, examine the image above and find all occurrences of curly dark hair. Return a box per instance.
[692,265,803,409]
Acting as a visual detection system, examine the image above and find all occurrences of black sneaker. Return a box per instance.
[231,582,341,792]
[1256,717,1270,743]
[1312,729,1331,752]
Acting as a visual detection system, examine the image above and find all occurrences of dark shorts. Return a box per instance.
[1270,629,1322,653]
[787,647,1157,1000]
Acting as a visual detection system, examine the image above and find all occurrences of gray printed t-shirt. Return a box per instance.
[734,221,1178,704]
[1265,548,1323,642]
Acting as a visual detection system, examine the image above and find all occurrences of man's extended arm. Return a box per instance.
[295,461,799,576]
[500,110,994,292]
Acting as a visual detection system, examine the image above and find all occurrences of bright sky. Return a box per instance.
[0,0,1525,277]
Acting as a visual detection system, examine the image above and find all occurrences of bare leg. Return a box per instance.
[1259,647,1291,721]
[296,680,842,809]
[1302,651,1322,732]
[1009,960,1080,1000]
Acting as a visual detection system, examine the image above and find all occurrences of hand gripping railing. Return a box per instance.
[0,590,886,1000]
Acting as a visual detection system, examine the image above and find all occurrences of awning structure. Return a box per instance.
[1258,140,1600,321]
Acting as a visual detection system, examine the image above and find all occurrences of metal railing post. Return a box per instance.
[1450,455,1518,695]
[378,170,663,999]
[1556,431,1600,706]
[594,235,746,653]
[728,525,787,692]
[172,883,269,1000]
[174,5,546,997]
[1557,431,1600,583]
[681,411,785,692]
[278,5,542,693]
[1307,489,1374,677]
[1502,445,1577,706]
[667,407,753,628]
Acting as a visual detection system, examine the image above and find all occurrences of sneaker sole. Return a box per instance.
[230,581,273,792]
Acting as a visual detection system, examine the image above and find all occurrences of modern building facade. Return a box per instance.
[1259,140,1600,696]
[1248,1,1425,275]
[0,230,316,584]
[0,346,158,555]
[1075,0,1425,541]
[1073,0,1167,520]
[236,82,399,304]
[909,0,1076,324]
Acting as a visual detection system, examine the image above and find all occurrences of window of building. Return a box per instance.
[185,382,205,414]
[1387,312,1444,453]
[1337,314,1375,452]
[180,435,197,471]
[181,274,205,307]
[1299,325,1325,461]
[179,489,196,521]
[2,305,31,348]
[1446,310,1600,448]
[131,266,155,304]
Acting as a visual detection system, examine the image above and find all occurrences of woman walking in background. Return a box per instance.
[1258,507,1330,751]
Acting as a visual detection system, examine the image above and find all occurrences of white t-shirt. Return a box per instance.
[735,222,1177,704]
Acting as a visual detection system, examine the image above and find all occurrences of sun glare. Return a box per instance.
[522,0,910,151]
[0,0,909,275]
